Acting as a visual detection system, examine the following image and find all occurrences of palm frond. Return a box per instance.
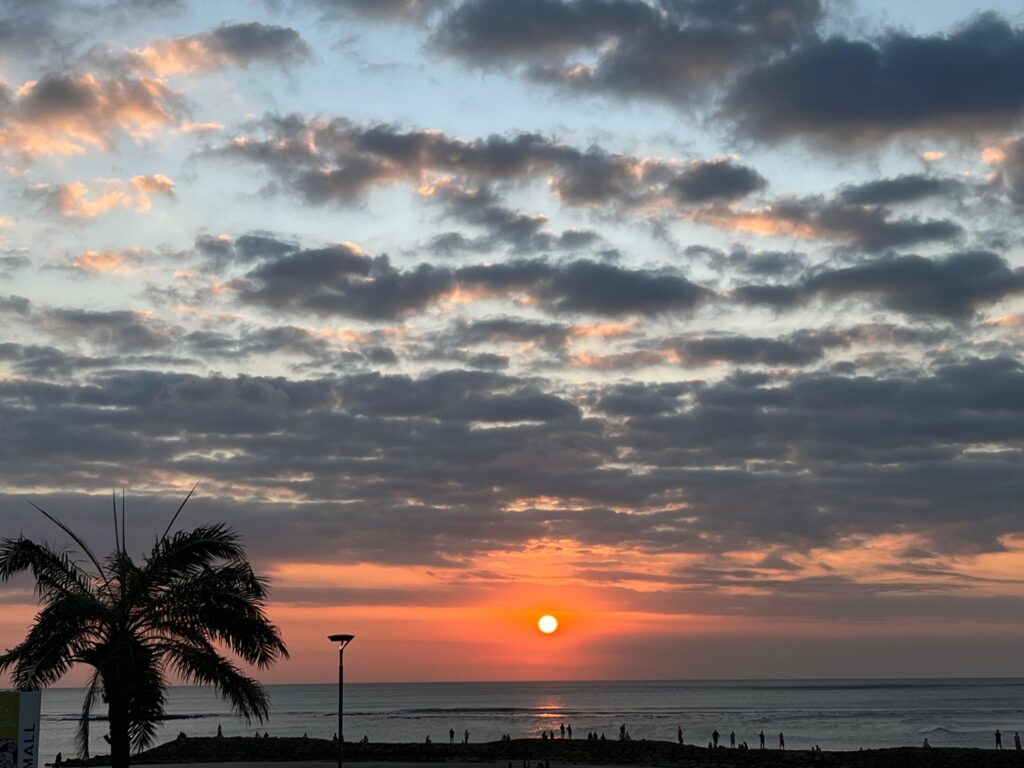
[158,485,197,545]
[2,596,103,689]
[27,503,109,585]
[142,561,287,668]
[144,523,246,584]
[122,641,166,753]
[75,670,101,758]
[164,641,271,722]
[0,538,95,600]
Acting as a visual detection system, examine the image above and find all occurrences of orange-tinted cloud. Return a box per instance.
[42,174,175,219]
[692,205,818,239]
[0,73,182,160]
[72,248,143,274]
[128,23,311,77]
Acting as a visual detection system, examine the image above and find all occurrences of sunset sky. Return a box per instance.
[4,0,1024,684]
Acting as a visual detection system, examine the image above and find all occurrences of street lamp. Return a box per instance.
[328,634,355,768]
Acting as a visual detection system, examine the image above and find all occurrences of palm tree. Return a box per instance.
[0,493,289,768]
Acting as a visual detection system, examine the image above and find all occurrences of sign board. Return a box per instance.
[0,691,41,768]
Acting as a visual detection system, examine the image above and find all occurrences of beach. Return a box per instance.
[60,736,1024,768]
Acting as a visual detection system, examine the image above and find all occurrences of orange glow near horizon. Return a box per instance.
[8,532,1024,687]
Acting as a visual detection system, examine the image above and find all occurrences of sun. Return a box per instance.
[538,614,558,634]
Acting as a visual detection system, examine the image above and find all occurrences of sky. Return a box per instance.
[3,0,1024,684]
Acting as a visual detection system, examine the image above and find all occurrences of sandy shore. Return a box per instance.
[62,736,1024,768]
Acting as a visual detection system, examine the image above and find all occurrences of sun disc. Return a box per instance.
[538,614,558,634]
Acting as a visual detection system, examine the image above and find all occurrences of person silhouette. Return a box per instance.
[464,729,469,745]
[712,730,719,748]
[567,724,572,739]
[677,726,683,745]
[922,738,930,748]
[1015,732,1022,751]
[996,729,1002,749]
[217,725,223,738]
[730,731,735,748]
[449,728,454,744]
[778,732,785,750]
[560,723,565,739]
[759,730,765,750]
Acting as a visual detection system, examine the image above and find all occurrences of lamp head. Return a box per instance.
[328,633,355,649]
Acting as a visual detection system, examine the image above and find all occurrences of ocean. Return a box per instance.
[34,679,1024,762]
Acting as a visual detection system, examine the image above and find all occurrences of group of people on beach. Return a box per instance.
[993,729,1023,751]
[696,728,783,750]
[447,727,471,744]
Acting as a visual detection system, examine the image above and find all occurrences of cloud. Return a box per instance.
[445,317,573,352]
[40,307,178,351]
[0,72,183,160]
[234,241,712,319]
[727,13,1024,145]
[0,254,29,278]
[427,183,600,254]
[0,343,118,377]
[0,0,65,59]
[5,354,1024,572]
[195,232,298,270]
[186,325,331,360]
[434,0,821,104]
[293,0,447,20]
[127,22,311,76]
[71,248,143,273]
[838,174,962,206]
[668,158,766,204]
[688,245,807,278]
[985,136,1024,204]
[699,196,962,250]
[664,332,834,367]
[39,174,175,218]
[0,294,30,315]
[207,114,766,214]
[736,250,1024,318]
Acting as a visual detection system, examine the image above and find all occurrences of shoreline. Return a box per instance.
[61,736,1024,767]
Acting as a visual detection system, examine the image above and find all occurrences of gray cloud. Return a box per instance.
[434,0,821,103]
[428,184,600,255]
[669,159,766,203]
[234,240,712,319]
[292,0,447,20]
[40,308,179,351]
[992,136,1024,205]
[736,250,1024,318]
[4,355,1024,572]
[727,13,1024,145]
[205,114,765,215]
[839,174,963,206]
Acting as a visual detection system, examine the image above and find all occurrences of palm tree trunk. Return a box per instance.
[107,694,131,768]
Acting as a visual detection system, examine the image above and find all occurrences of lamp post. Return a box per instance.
[328,634,355,768]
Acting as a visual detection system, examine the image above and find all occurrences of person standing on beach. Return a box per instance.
[464,729,470,744]
[778,732,785,750]
[567,725,572,739]
[677,726,683,745]
[730,732,735,748]
[712,729,719,748]
[560,723,565,739]
[759,731,765,750]
[996,729,1003,749]
[1015,732,1022,751]
[449,729,454,744]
